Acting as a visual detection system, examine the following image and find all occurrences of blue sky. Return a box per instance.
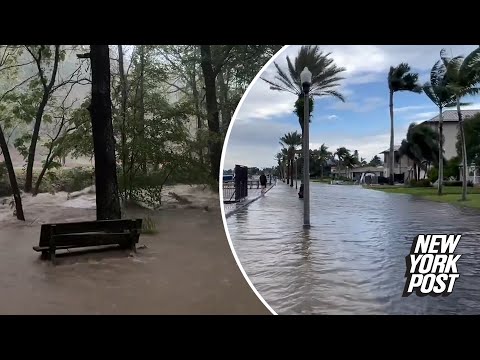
[223,45,480,170]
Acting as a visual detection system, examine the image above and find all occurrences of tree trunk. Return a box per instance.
[438,106,444,195]
[217,69,231,133]
[25,45,60,193]
[190,67,204,164]
[457,96,468,201]
[118,45,128,200]
[200,45,222,182]
[389,90,395,185]
[0,124,25,221]
[290,158,294,187]
[33,158,52,195]
[90,45,121,220]
[320,163,324,179]
[138,45,146,174]
[286,161,290,184]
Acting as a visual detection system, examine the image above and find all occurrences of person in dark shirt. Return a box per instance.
[259,173,267,189]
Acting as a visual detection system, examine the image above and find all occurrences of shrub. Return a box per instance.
[427,167,438,183]
[408,179,432,187]
[141,216,158,234]
[56,167,95,192]
[444,180,473,187]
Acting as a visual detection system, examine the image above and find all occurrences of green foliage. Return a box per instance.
[408,179,432,187]
[456,113,480,165]
[55,167,94,192]
[368,155,383,167]
[399,122,441,175]
[13,133,33,159]
[444,157,461,179]
[444,180,473,187]
[427,167,439,183]
[293,96,314,129]
[388,63,422,93]
[58,99,93,159]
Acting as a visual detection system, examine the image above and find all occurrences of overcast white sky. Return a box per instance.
[223,45,479,170]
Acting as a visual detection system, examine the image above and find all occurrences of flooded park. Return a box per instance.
[0,185,268,314]
[226,181,480,315]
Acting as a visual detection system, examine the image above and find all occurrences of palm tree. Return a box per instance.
[275,152,284,180]
[262,46,346,131]
[399,123,441,181]
[343,152,359,179]
[262,46,346,184]
[334,147,350,179]
[423,50,458,195]
[279,131,302,187]
[388,63,422,185]
[368,155,383,167]
[442,47,480,201]
[316,143,331,179]
[280,148,289,183]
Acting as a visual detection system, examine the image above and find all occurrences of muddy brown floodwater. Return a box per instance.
[0,185,269,315]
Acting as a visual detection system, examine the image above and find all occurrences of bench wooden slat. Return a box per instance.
[38,219,142,247]
[52,233,135,248]
[49,219,137,235]
[33,243,123,252]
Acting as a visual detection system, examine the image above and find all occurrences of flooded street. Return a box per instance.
[0,185,268,315]
[227,182,480,315]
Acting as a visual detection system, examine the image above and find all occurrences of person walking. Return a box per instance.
[259,173,267,189]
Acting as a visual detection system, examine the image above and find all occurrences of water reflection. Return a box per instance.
[227,182,480,314]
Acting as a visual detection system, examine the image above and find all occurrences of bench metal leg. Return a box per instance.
[41,251,49,260]
[49,248,56,265]
[130,240,137,253]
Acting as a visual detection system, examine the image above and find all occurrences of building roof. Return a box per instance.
[423,109,480,123]
[380,145,401,154]
[351,166,384,173]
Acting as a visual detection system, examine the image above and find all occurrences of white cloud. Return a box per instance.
[327,96,386,113]
[395,105,432,113]
[224,45,480,170]
[235,45,478,122]
[235,78,297,122]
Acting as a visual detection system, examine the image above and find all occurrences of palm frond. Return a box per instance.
[321,90,345,102]
[440,48,451,68]
[423,82,439,105]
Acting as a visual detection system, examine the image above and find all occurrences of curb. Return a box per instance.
[225,184,275,218]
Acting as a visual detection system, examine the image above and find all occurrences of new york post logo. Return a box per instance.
[403,234,462,297]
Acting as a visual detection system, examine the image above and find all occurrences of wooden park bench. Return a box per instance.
[33,218,143,264]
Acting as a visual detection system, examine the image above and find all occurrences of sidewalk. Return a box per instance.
[223,184,275,218]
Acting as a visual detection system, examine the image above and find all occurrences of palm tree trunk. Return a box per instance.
[290,158,294,187]
[0,124,25,221]
[389,90,395,185]
[438,106,444,195]
[320,163,324,179]
[457,96,468,201]
[286,162,290,184]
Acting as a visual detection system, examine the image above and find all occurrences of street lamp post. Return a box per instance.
[295,154,298,189]
[301,67,312,228]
